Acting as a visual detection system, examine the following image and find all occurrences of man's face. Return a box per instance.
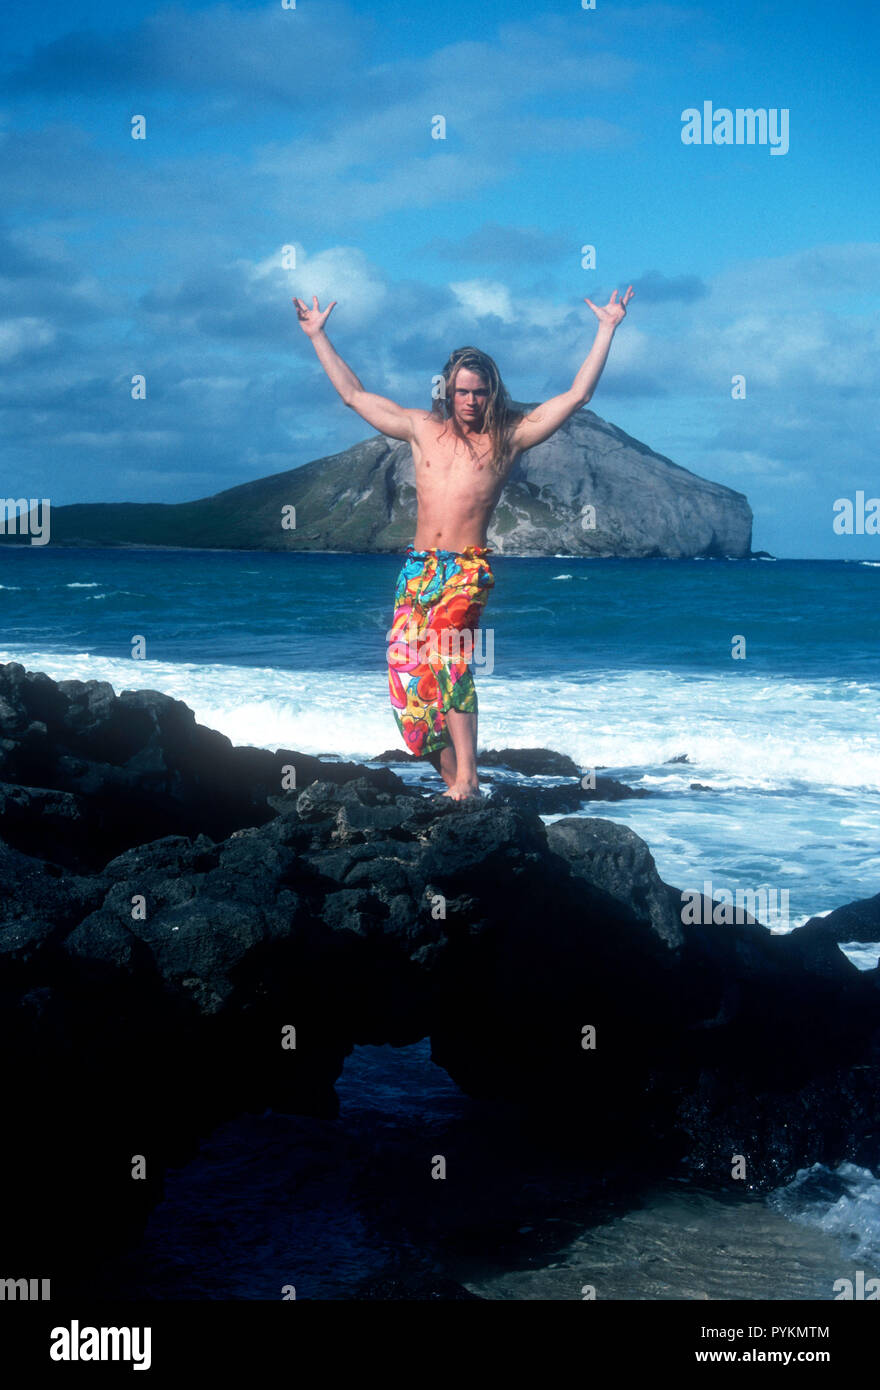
[451,368,489,427]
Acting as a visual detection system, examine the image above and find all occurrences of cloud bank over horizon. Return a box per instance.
[1,0,877,557]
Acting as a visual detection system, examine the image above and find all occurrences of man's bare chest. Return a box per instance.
[413,422,519,481]
[416,432,492,471]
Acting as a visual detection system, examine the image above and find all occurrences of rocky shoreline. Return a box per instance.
[1,659,878,1287]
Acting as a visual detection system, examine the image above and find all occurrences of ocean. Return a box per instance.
[2,544,879,1298]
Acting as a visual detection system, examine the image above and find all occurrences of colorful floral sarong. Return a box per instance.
[387,545,494,757]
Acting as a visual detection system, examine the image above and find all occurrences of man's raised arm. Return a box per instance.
[512,287,634,453]
[293,296,415,442]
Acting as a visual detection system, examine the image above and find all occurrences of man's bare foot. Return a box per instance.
[428,746,458,788]
[442,779,480,800]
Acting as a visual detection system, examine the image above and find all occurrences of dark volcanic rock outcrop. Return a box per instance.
[6,406,753,558]
[0,661,876,1290]
[0,660,402,871]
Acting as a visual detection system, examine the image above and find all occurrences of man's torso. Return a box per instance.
[407,411,519,552]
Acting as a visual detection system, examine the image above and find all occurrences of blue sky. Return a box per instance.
[1,0,878,557]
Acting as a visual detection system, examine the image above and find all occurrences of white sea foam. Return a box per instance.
[837,942,880,971]
[2,645,878,914]
[0,650,399,759]
[2,649,878,793]
[769,1162,880,1265]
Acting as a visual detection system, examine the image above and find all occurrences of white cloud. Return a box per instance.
[53,430,180,449]
[0,316,56,361]
[702,448,810,485]
[450,279,516,323]
[288,246,390,329]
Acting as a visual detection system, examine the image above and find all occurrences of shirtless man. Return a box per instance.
[294,286,633,798]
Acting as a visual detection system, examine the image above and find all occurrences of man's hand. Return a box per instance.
[584,285,634,329]
[296,300,415,441]
[512,286,634,452]
[293,295,337,338]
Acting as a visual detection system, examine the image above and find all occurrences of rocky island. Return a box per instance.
[2,407,753,558]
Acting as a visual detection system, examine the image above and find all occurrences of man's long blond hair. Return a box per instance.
[431,347,523,473]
